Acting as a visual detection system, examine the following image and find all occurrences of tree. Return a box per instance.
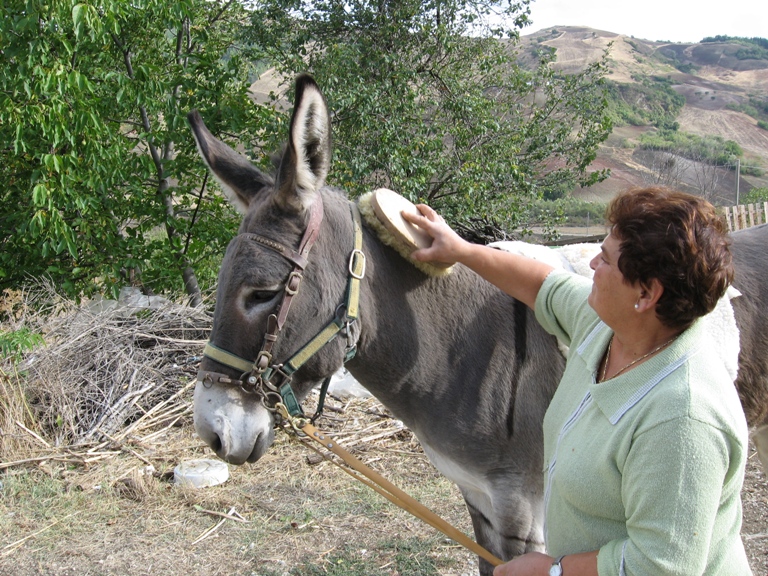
[689,151,727,203]
[244,0,612,232]
[642,150,686,189]
[637,131,744,204]
[0,0,268,303]
[1,0,612,300]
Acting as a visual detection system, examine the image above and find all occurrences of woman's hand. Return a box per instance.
[401,204,469,265]
[493,552,553,576]
[403,202,553,308]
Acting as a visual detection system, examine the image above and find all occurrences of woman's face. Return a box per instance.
[588,232,638,325]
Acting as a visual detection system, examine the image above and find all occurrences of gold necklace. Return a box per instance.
[600,334,678,382]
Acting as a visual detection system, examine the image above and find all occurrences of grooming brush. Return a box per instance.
[357,188,453,277]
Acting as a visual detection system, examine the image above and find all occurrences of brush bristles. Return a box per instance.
[357,192,453,278]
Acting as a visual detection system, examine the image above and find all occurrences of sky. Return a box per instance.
[520,0,767,44]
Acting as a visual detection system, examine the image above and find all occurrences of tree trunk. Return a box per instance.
[182,266,203,307]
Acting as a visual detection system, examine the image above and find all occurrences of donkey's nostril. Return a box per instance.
[210,434,223,454]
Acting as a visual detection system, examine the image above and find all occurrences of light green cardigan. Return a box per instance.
[534,271,752,576]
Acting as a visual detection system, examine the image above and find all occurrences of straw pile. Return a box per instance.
[0,284,419,474]
[1,283,210,460]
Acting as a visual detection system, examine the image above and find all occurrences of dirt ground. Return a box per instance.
[1,392,766,576]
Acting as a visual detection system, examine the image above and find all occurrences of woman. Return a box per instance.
[402,187,752,576]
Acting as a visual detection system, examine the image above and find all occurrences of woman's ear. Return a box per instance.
[636,278,664,312]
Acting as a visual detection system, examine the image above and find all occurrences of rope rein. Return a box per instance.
[275,403,504,567]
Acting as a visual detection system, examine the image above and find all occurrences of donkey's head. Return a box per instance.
[188,75,358,464]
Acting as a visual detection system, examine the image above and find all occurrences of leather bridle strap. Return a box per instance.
[250,194,325,377]
[200,195,324,380]
[259,203,364,416]
[277,204,364,375]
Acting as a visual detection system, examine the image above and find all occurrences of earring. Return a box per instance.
[634,302,640,310]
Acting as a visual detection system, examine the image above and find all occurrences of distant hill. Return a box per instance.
[521,26,768,204]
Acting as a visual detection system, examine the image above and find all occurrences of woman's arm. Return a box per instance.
[402,205,554,309]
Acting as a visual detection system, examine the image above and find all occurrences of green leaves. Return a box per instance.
[2,0,611,301]
[0,327,45,364]
[1,0,259,301]
[31,183,49,206]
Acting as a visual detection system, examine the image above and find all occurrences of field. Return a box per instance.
[1,393,483,576]
[2,391,767,576]
[523,27,768,204]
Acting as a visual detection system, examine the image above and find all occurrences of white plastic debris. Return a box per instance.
[174,459,229,488]
[328,369,371,398]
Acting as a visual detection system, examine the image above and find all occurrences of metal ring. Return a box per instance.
[348,249,366,279]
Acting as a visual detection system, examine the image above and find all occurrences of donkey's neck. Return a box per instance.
[346,232,531,435]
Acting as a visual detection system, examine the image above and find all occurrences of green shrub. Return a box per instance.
[701,36,768,50]
[675,62,698,74]
[604,79,685,129]
[736,46,768,60]
[528,197,608,228]
[638,130,741,166]
[0,328,44,364]
[744,187,768,204]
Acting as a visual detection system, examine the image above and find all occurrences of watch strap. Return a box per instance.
[549,555,565,576]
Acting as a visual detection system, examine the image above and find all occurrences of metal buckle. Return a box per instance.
[334,303,348,324]
[263,364,291,392]
[254,350,272,373]
[275,402,308,432]
[348,249,366,279]
[285,270,303,295]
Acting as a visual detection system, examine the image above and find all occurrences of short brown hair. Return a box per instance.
[607,187,734,331]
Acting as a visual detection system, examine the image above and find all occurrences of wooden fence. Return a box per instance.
[722,202,768,232]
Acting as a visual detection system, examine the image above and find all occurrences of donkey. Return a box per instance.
[188,75,768,575]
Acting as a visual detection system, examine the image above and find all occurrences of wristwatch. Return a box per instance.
[549,555,565,576]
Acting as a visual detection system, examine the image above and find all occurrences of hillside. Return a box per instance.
[522,26,768,204]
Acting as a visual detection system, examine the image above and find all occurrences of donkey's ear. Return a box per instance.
[187,110,274,214]
[274,75,331,212]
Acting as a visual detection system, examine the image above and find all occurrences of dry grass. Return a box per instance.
[0,395,479,576]
[1,283,208,460]
[0,288,478,575]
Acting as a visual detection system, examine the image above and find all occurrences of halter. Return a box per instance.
[197,195,366,421]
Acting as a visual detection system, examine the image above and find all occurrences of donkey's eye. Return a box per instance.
[242,287,280,310]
